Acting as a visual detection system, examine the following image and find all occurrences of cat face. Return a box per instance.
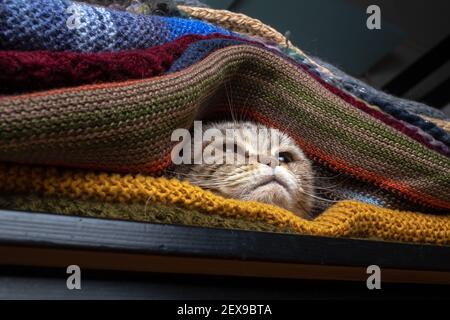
[175,121,315,218]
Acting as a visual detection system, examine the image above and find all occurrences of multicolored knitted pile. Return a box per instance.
[1,163,450,245]
[1,0,450,245]
[177,6,450,145]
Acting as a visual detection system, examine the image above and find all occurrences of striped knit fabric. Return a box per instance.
[0,0,449,247]
[1,45,450,211]
[0,163,449,245]
[305,57,450,147]
[311,165,439,215]
[1,34,448,157]
[177,5,450,143]
[4,0,446,148]
[1,34,448,211]
[0,0,232,52]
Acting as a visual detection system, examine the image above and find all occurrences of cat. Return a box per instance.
[173,121,315,219]
[172,120,435,217]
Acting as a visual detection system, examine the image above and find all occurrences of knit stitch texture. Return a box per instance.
[178,5,450,141]
[1,45,450,211]
[0,1,450,245]
[0,34,234,93]
[308,57,450,146]
[0,194,291,234]
[0,164,448,245]
[3,0,448,147]
[1,35,448,157]
[0,0,232,52]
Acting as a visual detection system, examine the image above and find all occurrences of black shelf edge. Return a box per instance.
[0,209,449,273]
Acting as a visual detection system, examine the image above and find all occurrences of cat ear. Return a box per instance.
[150,0,180,16]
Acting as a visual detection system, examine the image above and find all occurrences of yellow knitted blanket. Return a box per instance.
[1,164,449,246]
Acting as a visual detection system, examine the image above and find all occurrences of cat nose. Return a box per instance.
[258,155,278,168]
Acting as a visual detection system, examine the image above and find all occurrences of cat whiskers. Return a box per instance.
[166,170,226,179]
[224,83,254,123]
[203,172,255,190]
[224,82,238,124]
[298,189,338,204]
[236,92,253,121]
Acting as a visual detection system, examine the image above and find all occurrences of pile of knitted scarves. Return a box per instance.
[1,0,450,245]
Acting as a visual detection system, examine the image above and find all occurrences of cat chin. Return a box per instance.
[246,182,293,209]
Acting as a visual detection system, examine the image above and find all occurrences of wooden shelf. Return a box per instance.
[0,209,449,284]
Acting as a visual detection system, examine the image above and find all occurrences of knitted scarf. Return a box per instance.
[0,34,239,93]
[51,1,449,151]
[2,33,448,213]
[303,56,450,147]
[0,0,232,52]
[3,0,446,145]
[1,33,448,157]
[1,163,449,245]
[178,5,450,145]
[1,44,450,211]
[1,0,450,246]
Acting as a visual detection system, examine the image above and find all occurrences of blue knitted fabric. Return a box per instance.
[0,0,232,52]
[168,38,246,73]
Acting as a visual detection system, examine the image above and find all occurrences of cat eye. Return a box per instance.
[278,152,293,164]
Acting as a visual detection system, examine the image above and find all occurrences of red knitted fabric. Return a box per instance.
[0,34,233,94]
